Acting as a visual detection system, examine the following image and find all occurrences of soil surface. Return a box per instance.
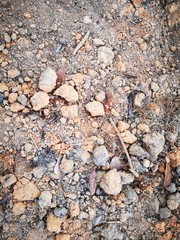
[0,0,179,240]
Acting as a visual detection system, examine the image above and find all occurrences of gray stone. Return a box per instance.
[112,76,123,89]
[24,143,32,153]
[166,183,177,193]
[93,145,109,166]
[151,82,159,92]
[119,171,134,185]
[159,207,171,219]
[32,166,46,179]
[85,101,105,117]
[8,68,20,79]
[142,132,165,160]
[93,38,105,47]
[129,144,149,158]
[18,28,27,35]
[98,46,114,66]
[18,95,27,106]
[54,207,68,218]
[4,33,11,43]
[38,191,52,208]
[1,174,17,188]
[39,67,57,93]
[167,193,180,210]
[124,186,138,203]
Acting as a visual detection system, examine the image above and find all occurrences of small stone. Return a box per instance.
[83,16,92,24]
[60,158,74,173]
[18,95,27,106]
[31,91,49,111]
[39,67,57,93]
[167,193,180,210]
[32,166,46,179]
[8,93,18,103]
[54,84,78,103]
[1,174,17,188]
[124,186,138,203]
[13,180,40,201]
[143,159,151,168]
[60,105,78,118]
[112,76,123,89]
[12,202,26,215]
[129,144,149,158]
[56,234,70,240]
[140,42,147,50]
[151,82,159,92]
[93,39,105,47]
[134,92,145,107]
[166,183,177,193]
[109,157,121,170]
[70,200,80,217]
[100,169,122,195]
[24,76,31,82]
[18,28,27,35]
[11,33,17,40]
[118,121,130,132]
[122,130,137,144]
[98,46,114,66]
[142,132,165,160]
[85,101,105,117]
[95,91,105,102]
[159,207,171,219]
[119,171,134,185]
[0,44,5,51]
[8,68,20,79]
[168,147,180,168]
[24,143,32,153]
[0,83,8,92]
[54,207,68,218]
[24,12,32,18]
[72,73,84,85]
[93,145,109,166]
[137,123,150,132]
[10,102,25,112]
[47,212,66,233]
[38,191,52,208]
[4,33,11,43]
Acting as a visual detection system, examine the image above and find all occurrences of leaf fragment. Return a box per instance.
[164,160,172,187]
[89,169,97,196]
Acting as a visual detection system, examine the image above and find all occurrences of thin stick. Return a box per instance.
[30,135,38,149]
[109,118,139,177]
[73,30,90,55]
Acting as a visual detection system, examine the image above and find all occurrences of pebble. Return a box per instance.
[54,84,78,103]
[118,121,130,132]
[83,15,92,24]
[1,174,17,188]
[32,166,46,179]
[122,130,137,144]
[142,159,151,168]
[110,157,121,170]
[70,200,80,217]
[142,132,165,160]
[60,158,74,173]
[72,73,84,85]
[100,169,122,195]
[38,191,52,208]
[159,207,171,219]
[151,82,159,92]
[12,202,26,215]
[168,147,180,168]
[47,213,66,233]
[98,46,114,66]
[11,33,17,40]
[24,143,32,153]
[119,171,134,185]
[4,33,11,43]
[85,101,105,117]
[56,234,70,240]
[134,92,145,107]
[112,76,123,89]
[8,93,18,103]
[54,207,68,218]
[124,186,138,203]
[93,145,109,166]
[30,91,49,111]
[10,102,25,112]
[166,183,177,193]
[39,67,57,93]
[13,180,40,201]
[93,38,105,47]
[0,83,8,92]
[60,105,78,118]
[8,68,20,79]
[95,91,105,102]
[137,123,150,132]
[167,193,180,210]
[18,95,27,106]
[129,144,149,158]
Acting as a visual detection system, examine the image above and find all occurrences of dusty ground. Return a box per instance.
[0,0,179,239]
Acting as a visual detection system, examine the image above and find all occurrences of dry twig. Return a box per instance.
[73,30,90,55]
[109,118,139,177]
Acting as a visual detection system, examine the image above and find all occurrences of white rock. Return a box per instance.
[60,158,74,173]
[118,121,130,132]
[100,169,122,195]
[151,82,159,92]
[98,46,114,66]
[31,91,49,111]
[167,193,180,210]
[8,68,20,79]
[39,67,57,93]
[93,38,105,46]
[38,191,52,208]
[119,171,134,185]
[143,159,150,168]
[142,132,165,160]
[134,92,145,107]
[95,91,105,102]
[60,105,78,118]
[122,130,137,144]
[85,101,105,117]
[93,145,109,166]
[129,144,149,158]
[83,16,92,24]
[10,102,25,112]
[54,84,78,102]
[18,95,27,106]
[24,143,32,153]
[112,76,123,89]
[1,174,17,188]
[4,33,11,43]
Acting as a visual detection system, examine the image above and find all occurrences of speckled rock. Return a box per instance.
[85,101,105,117]
[1,174,17,188]
[98,46,114,65]
[30,91,49,111]
[38,191,52,208]
[60,105,78,118]
[39,67,57,93]
[93,145,109,166]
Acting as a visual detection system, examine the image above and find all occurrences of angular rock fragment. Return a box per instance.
[54,84,78,102]
[98,46,114,65]
[60,105,78,118]
[31,91,49,111]
[85,101,105,117]
[93,145,109,166]
[47,212,67,233]
[38,191,52,208]
[129,144,149,158]
[1,174,17,188]
[10,102,25,112]
[39,67,57,93]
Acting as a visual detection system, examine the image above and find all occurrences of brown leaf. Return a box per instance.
[89,170,97,196]
[56,65,65,89]
[164,161,172,187]
[105,88,111,107]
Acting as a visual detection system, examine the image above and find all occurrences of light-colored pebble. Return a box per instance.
[54,84,78,103]
[85,101,105,117]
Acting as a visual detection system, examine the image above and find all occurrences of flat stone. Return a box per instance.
[54,84,78,103]
[17,95,27,106]
[168,147,180,168]
[137,123,150,132]
[167,193,180,210]
[151,82,159,92]
[142,132,165,160]
[1,174,17,188]
[134,92,145,107]
[166,183,177,193]
[70,200,80,217]
[98,46,114,66]
[118,121,130,132]
[112,76,123,89]
[124,186,138,203]
[85,101,105,117]
[38,191,52,208]
[39,67,57,93]
[93,145,109,166]
[159,207,171,219]
[119,171,134,185]
[60,105,78,118]
[95,91,105,102]
[13,180,40,201]
[0,83,8,92]
[31,91,49,111]
[93,38,105,46]
[8,68,20,79]
[32,166,46,179]
[100,169,122,195]
[122,130,137,144]
[129,144,149,158]
[60,158,74,173]
[10,102,25,112]
[8,93,18,103]
[24,143,32,153]
[47,212,67,233]
[12,202,26,215]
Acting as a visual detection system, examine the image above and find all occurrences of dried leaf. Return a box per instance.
[89,170,97,196]
[54,158,61,177]
[56,65,65,89]
[105,89,111,107]
[164,161,172,187]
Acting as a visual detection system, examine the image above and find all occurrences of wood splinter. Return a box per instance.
[73,30,90,55]
[109,118,139,178]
